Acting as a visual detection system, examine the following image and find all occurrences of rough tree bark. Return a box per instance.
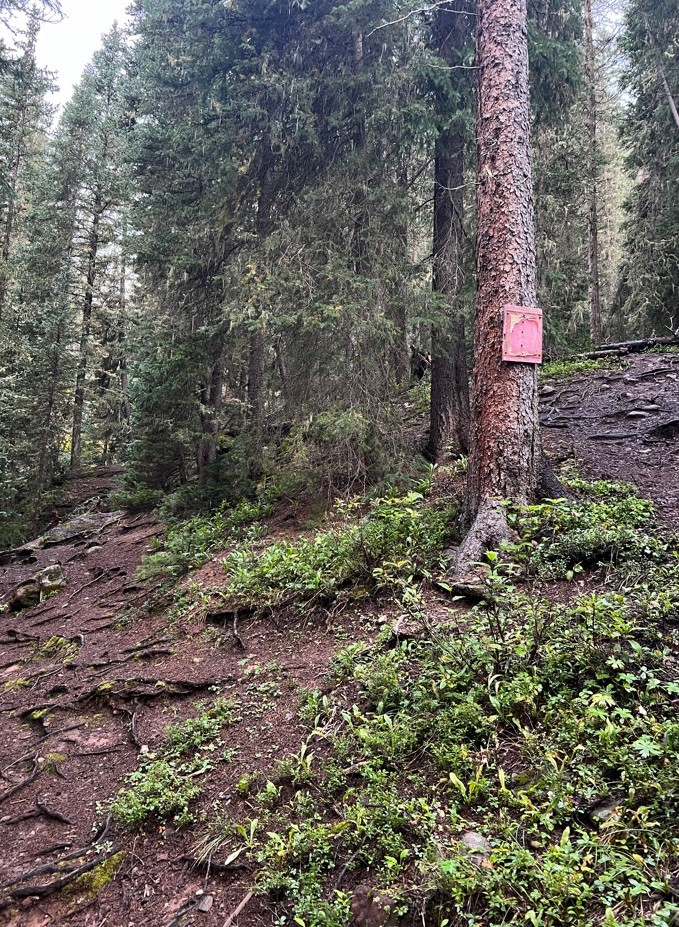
[427,2,471,461]
[454,0,541,576]
[584,0,602,344]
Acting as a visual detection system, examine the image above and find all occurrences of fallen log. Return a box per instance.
[573,335,679,360]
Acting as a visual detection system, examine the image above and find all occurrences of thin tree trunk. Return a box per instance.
[455,0,540,573]
[117,231,131,429]
[641,13,679,131]
[35,320,65,518]
[197,354,224,479]
[247,329,264,425]
[658,59,679,131]
[584,0,602,344]
[70,206,101,470]
[246,148,274,440]
[0,104,28,320]
[274,335,289,400]
[427,1,471,461]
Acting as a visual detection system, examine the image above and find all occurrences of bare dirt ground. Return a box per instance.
[0,351,677,927]
[540,351,679,526]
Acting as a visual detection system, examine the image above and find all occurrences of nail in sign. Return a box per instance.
[502,305,543,364]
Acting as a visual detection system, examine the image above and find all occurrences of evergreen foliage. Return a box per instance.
[0,0,675,540]
[620,0,679,334]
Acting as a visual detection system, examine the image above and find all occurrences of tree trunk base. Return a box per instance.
[449,498,511,587]
[447,453,572,593]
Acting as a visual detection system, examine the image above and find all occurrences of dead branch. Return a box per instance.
[573,335,679,359]
[165,900,200,927]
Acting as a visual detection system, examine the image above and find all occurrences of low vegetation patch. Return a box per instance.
[195,483,679,927]
[218,491,454,612]
[138,499,268,578]
[507,477,662,578]
[109,699,237,828]
[540,357,625,380]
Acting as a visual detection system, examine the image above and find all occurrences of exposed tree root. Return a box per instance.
[0,755,42,805]
[538,451,574,501]
[0,819,120,909]
[449,499,512,592]
[66,567,126,603]
[0,630,42,646]
[1,723,87,775]
[30,611,72,628]
[2,798,74,826]
[450,451,572,590]
[12,675,236,721]
[88,646,176,677]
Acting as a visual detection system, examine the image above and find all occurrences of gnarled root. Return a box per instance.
[538,451,573,501]
[449,499,512,593]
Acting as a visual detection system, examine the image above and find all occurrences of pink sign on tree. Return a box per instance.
[502,305,543,364]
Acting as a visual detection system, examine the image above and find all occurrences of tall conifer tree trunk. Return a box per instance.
[70,202,102,470]
[455,0,540,573]
[427,1,471,461]
[584,0,602,344]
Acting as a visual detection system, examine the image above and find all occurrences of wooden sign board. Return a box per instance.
[502,305,543,364]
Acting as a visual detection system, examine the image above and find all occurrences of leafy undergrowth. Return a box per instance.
[217,491,455,613]
[138,499,269,578]
[540,357,626,380]
[178,479,679,927]
[109,699,237,827]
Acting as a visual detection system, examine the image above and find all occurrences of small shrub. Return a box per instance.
[507,488,661,578]
[109,487,164,513]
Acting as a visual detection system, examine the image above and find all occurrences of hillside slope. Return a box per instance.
[0,352,678,927]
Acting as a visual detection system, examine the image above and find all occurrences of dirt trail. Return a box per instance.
[0,352,676,927]
[541,352,679,525]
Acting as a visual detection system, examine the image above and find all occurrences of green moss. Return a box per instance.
[69,852,124,898]
[34,635,79,663]
[540,356,625,380]
[43,752,66,772]
[3,677,28,691]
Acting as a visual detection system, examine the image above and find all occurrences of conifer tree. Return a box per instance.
[454,0,541,576]
[62,28,130,470]
[620,0,679,334]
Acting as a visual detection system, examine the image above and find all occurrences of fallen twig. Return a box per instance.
[165,900,199,927]
[223,890,254,927]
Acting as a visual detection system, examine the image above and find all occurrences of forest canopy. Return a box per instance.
[0,0,677,547]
